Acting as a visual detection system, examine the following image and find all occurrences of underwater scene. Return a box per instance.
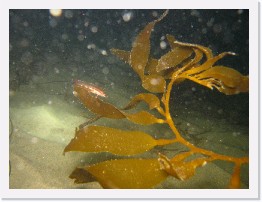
[9,9,249,189]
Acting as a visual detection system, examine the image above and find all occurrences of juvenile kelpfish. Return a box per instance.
[73,80,107,97]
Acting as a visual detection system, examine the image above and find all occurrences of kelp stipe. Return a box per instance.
[64,10,248,189]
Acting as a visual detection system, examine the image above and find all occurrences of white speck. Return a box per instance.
[48,100,52,105]
[122,11,133,22]
[31,137,38,144]
[102,67,109,75]
[150,78,160,86]
[87,44,96,49]
[160,41,167,49]
[101,50,107,56]
[61,33,69,40]
[84,21,89,27]
[237,9,243,15]
[137,64,143,70]
[191,87,196,92]
[186,123,191,126]
[152,11,158,17]
[54,67,60,74]
[77,34,85,41]
[91,26,98,33]
[23,21,29,27]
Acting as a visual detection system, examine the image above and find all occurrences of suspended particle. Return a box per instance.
[122,11,133,22]
[91,26,98,33]
[102,67,109,75]
[101,50,108,56]
[49,9,63,17]
[160,41,167,50]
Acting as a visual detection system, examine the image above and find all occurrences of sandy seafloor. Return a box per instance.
[9,50,249,189]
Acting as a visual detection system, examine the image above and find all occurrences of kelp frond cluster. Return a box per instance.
[64,10,249,189]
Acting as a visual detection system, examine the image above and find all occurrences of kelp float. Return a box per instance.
[64,10,249,189]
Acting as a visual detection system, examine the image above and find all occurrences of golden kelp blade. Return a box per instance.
[156,45,193,72]
[64,125,176,155]
[179,65,249,95]
[158,153,207,181]
[122,93,161,110]
[84,158,168,188]
[166,34,213,59]
[110,49,130,64]
[124,110,165,125]
[228,164,241,188]
[142,74,166,93]
[130,10,168,78]
[194,66,249,94]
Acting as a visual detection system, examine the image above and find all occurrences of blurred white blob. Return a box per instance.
[160,41,167,50]
[61,33,69,40]
[77,34,85,41]
[49,9,63,17]
[87,44,96,49]
[101,50,107,56]
[102,67,109,75]
[152,11,158,17]
[122,11,133,22]
[91,26,98,33]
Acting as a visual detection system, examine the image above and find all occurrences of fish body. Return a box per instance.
[73,80,107,97]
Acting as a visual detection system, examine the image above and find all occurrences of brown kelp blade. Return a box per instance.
[81,158,168,188]
[69,167,96,184]
[64,125,176,155]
